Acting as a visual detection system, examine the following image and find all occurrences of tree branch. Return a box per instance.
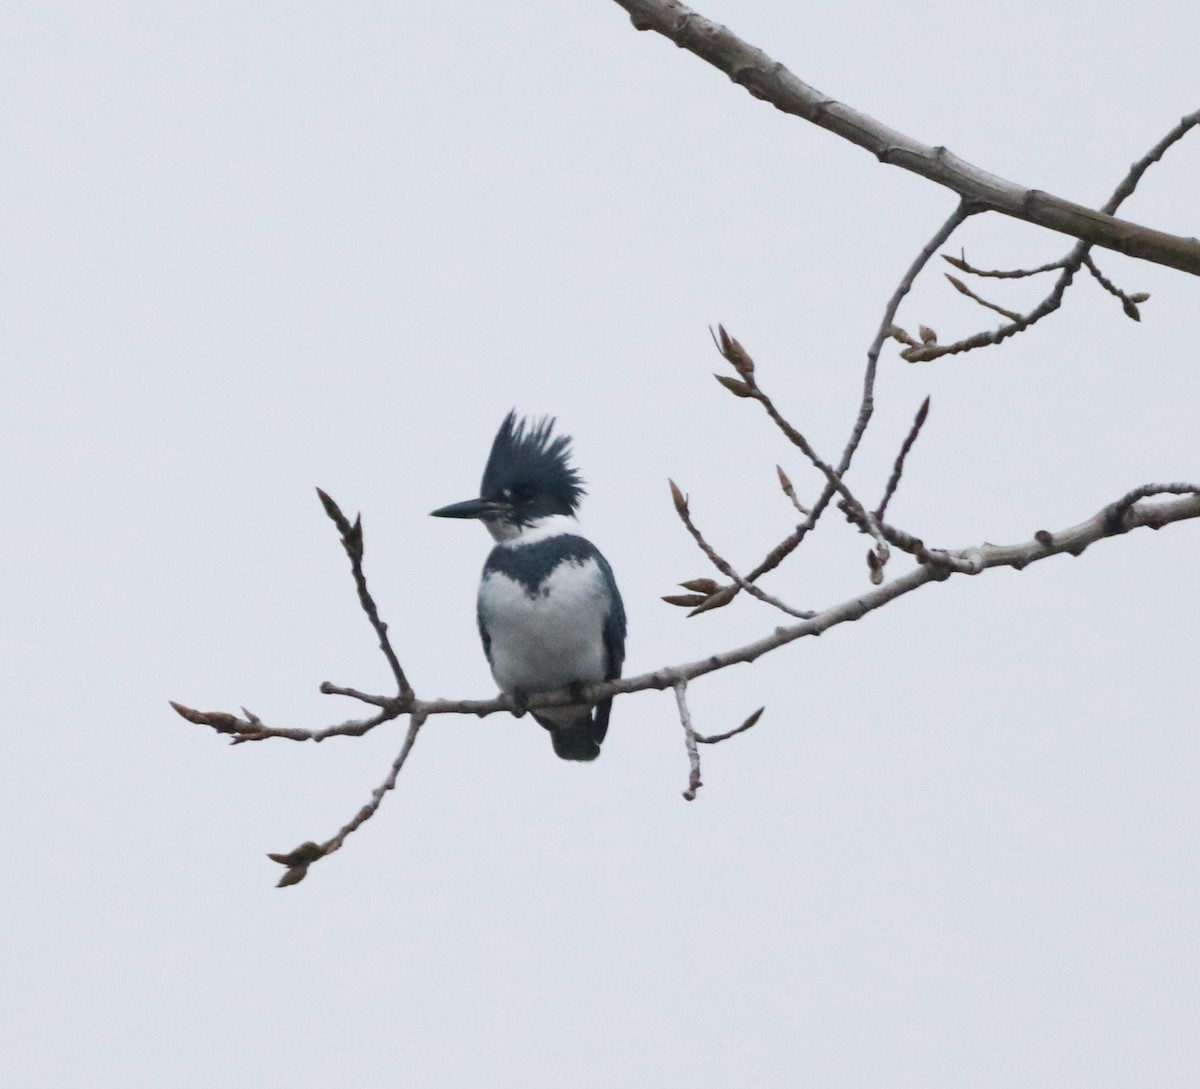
[172,484,1200,742]
[897,111,1196,362]
[673,681,703,801]
[316,488,414,701]
[875,397,931,522]
[712,202,974,604]
[609,0,1200,276]
[268,711,427,887]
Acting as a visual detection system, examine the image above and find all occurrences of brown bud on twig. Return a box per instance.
[739,706,765,732]
[168,702,242,733]
[267,842,324,867]
[668,479,688,516]
[267,841,324,888]
[695,705,766,744]
[775,464,811,515]
[942,253,969,272]
[688,586,737,616]
[714,373,755,398]
[888,325,920,348]
[347,513,364,553]
[918,325,938,345]
[315,487,345,525]
[169,701,207,725]
[662,593,710,608]
[679,578,721,595]
[714,324,756,376]
[1122,298,1142,321]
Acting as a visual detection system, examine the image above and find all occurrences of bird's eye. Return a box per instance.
[501,487,514,501]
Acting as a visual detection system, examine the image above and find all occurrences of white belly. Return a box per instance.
[479,559,609,696]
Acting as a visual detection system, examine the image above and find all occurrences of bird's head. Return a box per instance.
[431,412,585,540]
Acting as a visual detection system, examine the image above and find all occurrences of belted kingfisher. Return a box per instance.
[431,412,626,762]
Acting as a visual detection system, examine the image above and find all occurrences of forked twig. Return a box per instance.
[902,111,1200,363]
[269,712,428,887]
[667,480,815,619]
[702,203,974,605]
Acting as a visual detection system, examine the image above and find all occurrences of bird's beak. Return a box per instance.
[430,497,506,520]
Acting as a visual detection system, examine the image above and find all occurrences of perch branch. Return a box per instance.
[172,485,1200,742]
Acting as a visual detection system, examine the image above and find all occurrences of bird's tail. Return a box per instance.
[534,702,610,762]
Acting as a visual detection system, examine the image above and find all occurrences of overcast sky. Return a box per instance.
[4,2,1199,1086]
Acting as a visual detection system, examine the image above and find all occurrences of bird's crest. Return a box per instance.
[481,411,586,516]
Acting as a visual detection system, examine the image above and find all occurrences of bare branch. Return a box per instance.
[943,274,1024,323]
[667,478,815,619]
[901,259,1079,362]
[875,397,931,522]
[170,698,404,743]
[173,485,1200,742]
[901,111,1198,362]
[712,326,892,573]
[1104,482,1200,532]
[942,252,1066,279]
[316,488,414,701]
[610,0,1200,276]
[695,706,765,745]
[1083,254,1149,321]
[673,682,703,801]
[694,205,972,609]
[268,711,427,887]
[775,465,810,516]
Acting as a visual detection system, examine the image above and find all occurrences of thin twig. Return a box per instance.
[943,274,1024,322]
[901,111,1200,363]
[319,682,398,708]
[268,712,427,887]
[667,480,815,619]
[1103,482,1200,532]
[714,203,974,600]
[902,252,1081,362]
[711,326,893,570]
[674,682,703,801]
[875,397,931,521]
[316,488,414,700]
[1082,254,1148,320]
[775,465,811,516]
[942,252,1066,279]
[695,706,764,745]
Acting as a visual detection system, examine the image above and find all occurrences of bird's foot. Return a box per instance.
[509,689,529,718]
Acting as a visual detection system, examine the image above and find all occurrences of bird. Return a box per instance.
[431,411,626,761]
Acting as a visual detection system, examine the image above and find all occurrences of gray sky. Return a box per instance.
[4,2,1199,1086]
